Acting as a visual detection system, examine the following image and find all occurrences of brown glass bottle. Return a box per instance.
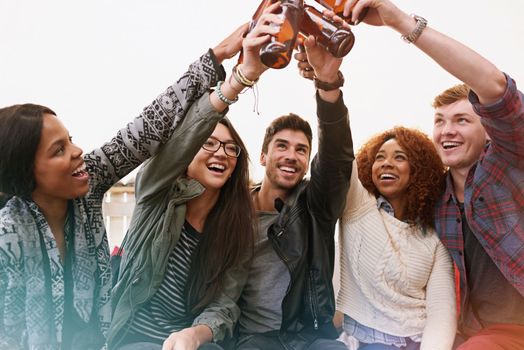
[298,5,355,58]
[245,0,304,69]
[313,0,368,25]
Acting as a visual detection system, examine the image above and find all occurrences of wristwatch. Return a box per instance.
[314,71,345,91]
[401,14,428,44]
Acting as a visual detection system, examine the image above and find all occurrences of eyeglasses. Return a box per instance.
[201,136,241,158]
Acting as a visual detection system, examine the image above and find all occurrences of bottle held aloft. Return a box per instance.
[246,0,304,69]
[299,5,355,58]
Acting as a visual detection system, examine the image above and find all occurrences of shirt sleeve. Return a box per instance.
[308,91,354,225]
[420,240,457,350]
[469,73,524,161]
[84,49,225,197]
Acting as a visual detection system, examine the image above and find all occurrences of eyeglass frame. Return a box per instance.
[201,136,242,158]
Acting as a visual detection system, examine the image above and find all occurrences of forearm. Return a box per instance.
[135,92,224,201]
[318,86,342,103]
[389,11,506,104]
[316,92,353,163]
[87,50,224,193]
[422,243,457,350]
[208,71,247,113]
[309,92,354,221]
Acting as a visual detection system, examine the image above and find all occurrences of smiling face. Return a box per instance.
[32,114,89,205]
[261,129,310,191]
[371,138,410,207]
[186,123,238,192]
[433,99,488,173]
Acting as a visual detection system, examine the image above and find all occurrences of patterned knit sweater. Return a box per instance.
[337,162,457,350]
[0,49,222,350]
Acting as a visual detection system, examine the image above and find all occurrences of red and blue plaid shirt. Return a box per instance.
[435,75,524,307]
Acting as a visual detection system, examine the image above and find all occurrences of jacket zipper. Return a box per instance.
[308,271,319,330]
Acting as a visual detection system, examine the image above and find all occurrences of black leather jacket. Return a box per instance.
[265,92,354,347]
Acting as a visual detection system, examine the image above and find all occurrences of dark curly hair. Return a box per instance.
[356,127,446,229]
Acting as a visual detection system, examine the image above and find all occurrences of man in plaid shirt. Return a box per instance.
[347,0,524,348]
[407,8,524,350]
[432,76,524,350]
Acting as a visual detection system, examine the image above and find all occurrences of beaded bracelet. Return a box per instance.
[215,81,238,105]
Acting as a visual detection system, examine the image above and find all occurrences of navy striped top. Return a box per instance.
[126,221,202,343]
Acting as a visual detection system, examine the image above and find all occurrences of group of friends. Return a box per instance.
[0,0,523,349]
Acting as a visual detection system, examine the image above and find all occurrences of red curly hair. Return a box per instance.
[356,127,446,229]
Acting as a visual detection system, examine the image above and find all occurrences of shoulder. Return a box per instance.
[0,197,27,229]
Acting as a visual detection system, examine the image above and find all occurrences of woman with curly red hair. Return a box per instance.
[337,127,457,350]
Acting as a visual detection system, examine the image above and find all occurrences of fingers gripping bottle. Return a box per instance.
[299,5,355,58]
[249,0,305,69]
[313,0,368,24]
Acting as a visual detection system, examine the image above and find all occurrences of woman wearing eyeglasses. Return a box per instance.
[0,23,274,350]
[109,118,254,350]
[108,5,284,350]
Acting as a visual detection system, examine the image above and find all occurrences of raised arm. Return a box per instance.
[342,0,506,104]
[84,49,226,198]
[135,4,281,203]
[295,27,354,224]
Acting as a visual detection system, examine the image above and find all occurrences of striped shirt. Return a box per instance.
[127,221,202,343]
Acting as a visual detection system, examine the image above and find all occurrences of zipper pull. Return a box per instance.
[277,229,284,237]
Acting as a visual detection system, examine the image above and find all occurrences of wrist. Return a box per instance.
[228,74,245,93]
[191,324,213,346]
[216,81,239,105]
[236,63,259,82]
[314,71,344,91]
[212,45,226,65]
[315,74,339,84]
[400,14,427,44]
[393,11,418,35]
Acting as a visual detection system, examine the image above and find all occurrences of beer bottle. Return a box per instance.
[298,5,355,58]
[245,0,304,69]
[313,0,368,25]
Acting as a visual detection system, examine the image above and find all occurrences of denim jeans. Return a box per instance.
[116,342,224,350]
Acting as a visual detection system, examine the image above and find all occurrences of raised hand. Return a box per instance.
[239,1,284,81]
[335,0,406,27]
[294,10,346,83]
[213,23,250,64]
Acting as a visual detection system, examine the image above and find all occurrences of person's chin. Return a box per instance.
[277,177,300,190]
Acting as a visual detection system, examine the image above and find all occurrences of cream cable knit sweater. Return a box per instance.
[337,162,457,350]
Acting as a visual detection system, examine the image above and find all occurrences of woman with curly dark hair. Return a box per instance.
[337,127,457,350]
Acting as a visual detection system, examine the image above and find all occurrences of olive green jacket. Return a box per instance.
[108,94,250,348]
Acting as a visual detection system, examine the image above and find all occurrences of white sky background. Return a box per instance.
[1,0,523,182]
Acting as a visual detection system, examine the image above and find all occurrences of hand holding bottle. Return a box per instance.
[240,1,285,80]
[294,10,344,83]
[334,0,407,28]
[213,23,250,64]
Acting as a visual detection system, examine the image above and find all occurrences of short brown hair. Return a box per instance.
[357,127,446,229]
[261,113,313,154]
[432,83,471,108]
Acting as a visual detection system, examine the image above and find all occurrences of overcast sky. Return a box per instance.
[1,0,523,182]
